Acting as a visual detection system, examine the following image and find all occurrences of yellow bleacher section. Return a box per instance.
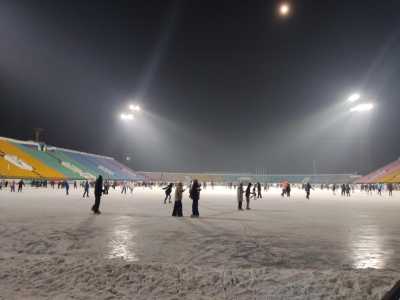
[380,170,400,183]
[0,140,65,179]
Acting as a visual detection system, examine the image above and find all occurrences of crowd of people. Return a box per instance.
[0,178,398,218]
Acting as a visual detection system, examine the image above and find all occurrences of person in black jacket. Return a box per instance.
[305,182,312,199]
[256,182,262,198]
[83,180,90,197]
[163,183,173,204]
[92,175,103,214]
[190,179,201,217]
[245,183,252,210]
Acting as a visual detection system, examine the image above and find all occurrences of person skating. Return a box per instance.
[345,184,351,197]
[17,179,24,192]
[256,182,262,199]
[388,183,393,196]
[10,180,15,192]
[305,182,312,199]
[172,182,185,217]
[121,182,127,194]
[341,184,346,196]
[252,184,257,200]
[245,183,252,210]
[163,183,173,204]
[64,181,69,195]
[73,181,77,189]
[237,183,244,210]
[92,175,103,214]
[286,183,291,197]
[190,179,201,217]
[83,180,90,198]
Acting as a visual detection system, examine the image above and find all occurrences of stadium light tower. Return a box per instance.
[120,113,134,121]
[278,2,291,17]
[350,103,374,113]
[129,104,141,112]
[347,93,361,103]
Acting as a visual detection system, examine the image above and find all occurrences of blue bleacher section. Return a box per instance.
[57,148,143,180]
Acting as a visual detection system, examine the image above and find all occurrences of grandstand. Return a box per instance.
[0,136,364,184]
[0,136,143,181]
[140,171,359,184]
[355,158,400,183]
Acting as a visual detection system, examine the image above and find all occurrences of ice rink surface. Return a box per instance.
[1,186,399,299]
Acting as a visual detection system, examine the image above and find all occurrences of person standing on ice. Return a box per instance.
[17,179,24,192]
[305,182,312,199]
[64,181,70,195]
[345,184,351,197]
[245,183,252,210]
[83,180,90,198]
[237,182,244,210]
[92,175,103,214]
[190,179,201,217]
[286,183,291,197]
[10,180,16,192]
[172,182,185,217]
[163,183,173,204]
[256,182,262,198]
[388,183,393,196]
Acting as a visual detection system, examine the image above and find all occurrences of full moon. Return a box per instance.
[279,3,290,16]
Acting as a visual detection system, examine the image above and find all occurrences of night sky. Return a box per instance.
[1,0,400,174]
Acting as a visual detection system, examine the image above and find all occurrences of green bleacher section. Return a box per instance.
[15,144,83,179]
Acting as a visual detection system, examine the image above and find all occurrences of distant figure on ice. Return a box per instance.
[10,180,16,192]
[252,184,257,200]
[377,184,383,196]
[388,183,394,196]
[163,183,173,204]
[256,182,262,198]
[245,183,252,210]
[341,184,346,196]
[345,184,351,197]
[83,180,90,198]
[17,179,25,192]
[190,179,201,217]
[286,183,291,197]
[305,182,312,199]
[121,182,127,194]
[64,181,69,195]
[92,175,103,214]
[172,182,185,217]
[237,182,244,210]
[73,181,77,189]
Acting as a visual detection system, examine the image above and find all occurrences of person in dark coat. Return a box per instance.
[256,182,262,198]
[83,180,90,198]
[237,182,244,210]
[163,183,173,204]
[17,180,25,192]
[190,179,201,217]
[92,175,103,214]
[245,183,252,210]
[286,183,291,197]
[305,182,312,199]
[64,181,69,195]
[172,182,185,217]
[388,183,394,196]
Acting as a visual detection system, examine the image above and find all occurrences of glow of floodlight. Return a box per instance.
[350,103,374,112]
[348,93,361,102]
[120,113,134,120]
[129,104,141,112]
[279,3,290,16]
